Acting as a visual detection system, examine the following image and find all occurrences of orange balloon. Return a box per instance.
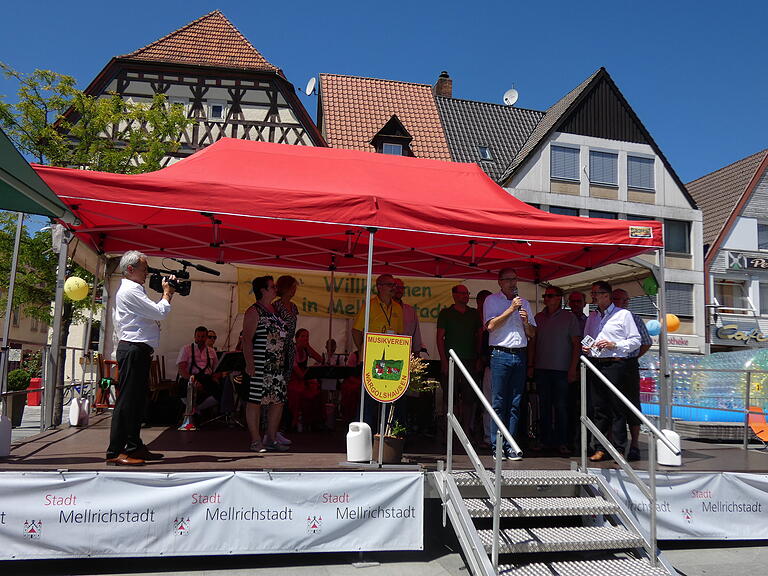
[666,314,680,333]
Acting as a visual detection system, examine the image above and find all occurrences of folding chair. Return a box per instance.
[748,406,768,449]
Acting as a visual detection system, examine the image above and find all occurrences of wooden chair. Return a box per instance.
[94,353,118,411]
[748,406,768,449]
[149,356,177,402]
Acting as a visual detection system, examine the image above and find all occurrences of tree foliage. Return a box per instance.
[0,62,192,171]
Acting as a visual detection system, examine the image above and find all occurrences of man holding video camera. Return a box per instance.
[106,250,175,466]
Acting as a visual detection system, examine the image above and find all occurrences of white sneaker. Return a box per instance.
[264,432,292,446]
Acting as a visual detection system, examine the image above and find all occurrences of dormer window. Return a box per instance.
[478,146,493,161]
[382,143,404,156]
[370,115,414,157]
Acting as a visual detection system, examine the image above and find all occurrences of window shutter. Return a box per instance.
[551,146,579,180]
[629,282,693,318]
[628,156,654,189]
[589,151,617,185]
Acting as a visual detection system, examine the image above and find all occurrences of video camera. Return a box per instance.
[147,258,220,297]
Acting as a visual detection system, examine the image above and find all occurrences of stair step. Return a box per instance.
[498,558,670,575]
[465,496,618,518]
[452,469,598,488]
[478,525,643,554]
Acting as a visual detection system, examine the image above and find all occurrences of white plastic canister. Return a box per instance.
[346,421,372,462]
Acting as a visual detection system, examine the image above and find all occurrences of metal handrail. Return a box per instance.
[579,356,680,568]
[582,356,679,456]
[445,349,521,570]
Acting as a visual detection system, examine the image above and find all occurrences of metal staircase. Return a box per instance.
[433,467,675,575]
[437,351,682,576]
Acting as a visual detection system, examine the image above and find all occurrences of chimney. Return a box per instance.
[433,71,452,98]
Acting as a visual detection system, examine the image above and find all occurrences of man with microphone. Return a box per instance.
[483,268,536,460]
[106,250,175,466]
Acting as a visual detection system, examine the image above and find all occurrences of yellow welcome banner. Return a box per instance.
[236,265,457,322]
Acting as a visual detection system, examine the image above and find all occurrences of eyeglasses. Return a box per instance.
[207,334,217,340]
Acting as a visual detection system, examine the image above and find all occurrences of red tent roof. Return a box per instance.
[34,138,662,281]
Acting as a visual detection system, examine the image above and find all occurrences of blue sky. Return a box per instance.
[1,0,766,184]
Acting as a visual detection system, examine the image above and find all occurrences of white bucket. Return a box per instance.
[346,421,372,462]
[656,428,682,466]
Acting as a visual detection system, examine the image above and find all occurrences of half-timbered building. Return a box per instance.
[81,10,323,164]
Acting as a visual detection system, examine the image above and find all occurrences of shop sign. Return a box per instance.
[714,323,768,344]
[728,252,768,271]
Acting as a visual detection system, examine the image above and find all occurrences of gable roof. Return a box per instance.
[121,10,279,73]
[318,74,452,161]
[499,68,696,208]
[687,149,768,251]
[436,96,544,181]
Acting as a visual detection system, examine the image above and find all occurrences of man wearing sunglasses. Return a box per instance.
[583,281,641,462]
[483,268,536,460]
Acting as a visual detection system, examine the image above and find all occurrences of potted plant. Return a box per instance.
[7,369,31,428]
[373,417,407,464]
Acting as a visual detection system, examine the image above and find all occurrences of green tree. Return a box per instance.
[1,63,193,425]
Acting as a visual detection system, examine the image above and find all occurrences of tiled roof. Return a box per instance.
[500,69,601,182]
[318,74,452,161]
[121,10,278,73]
[687,149,768,248]
[436,96,544,181]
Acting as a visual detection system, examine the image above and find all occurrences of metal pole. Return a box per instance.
[492,430,502,570]
[446,356,454,474]
[45,225,70,429]
[657,248,671,430]
[358,228,376,422]
[581,361,588,472]
[328,265,335,347]
[377,403,386,466]
[648,434,657,567]
[744,371,752,451]
[1,213,24,410]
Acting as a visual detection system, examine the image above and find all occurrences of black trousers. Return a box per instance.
[589,358,630,455]
[107,341,152,457]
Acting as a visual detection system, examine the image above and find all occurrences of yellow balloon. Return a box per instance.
[666,313,680,333]
[64,276,89,301]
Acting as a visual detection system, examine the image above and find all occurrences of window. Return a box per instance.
[526,203,540,210]
[478,146,493,161]
[382,143,403,156]
[589,151,618,186]
[761,283,768,315]
[169,97,187,115]
[207,100,226,121]
[30,317,39,332]
[628,282,694,318]
[11,306,19,327]
[550,146,579,181]
[550,206,579,216]
[714,279,750,315]
[628,156,654,190]
[588,210,617,219]
[758,223,768,251]
[664,219,691,254]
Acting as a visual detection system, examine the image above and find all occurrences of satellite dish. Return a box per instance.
[305,77,317,96]
[503,87,519,106]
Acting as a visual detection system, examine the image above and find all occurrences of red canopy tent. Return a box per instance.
[33,138,662,280]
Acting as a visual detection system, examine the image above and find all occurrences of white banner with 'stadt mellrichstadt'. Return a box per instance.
[0,471,423,559]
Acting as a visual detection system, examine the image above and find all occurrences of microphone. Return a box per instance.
[170,257,221,276]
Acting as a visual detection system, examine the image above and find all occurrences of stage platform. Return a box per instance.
[3,412,768,474]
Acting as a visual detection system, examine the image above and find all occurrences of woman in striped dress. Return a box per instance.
[242,275,288,452]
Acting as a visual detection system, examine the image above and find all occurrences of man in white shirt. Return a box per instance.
[583,281,641,462]
[107,251,174,466]
[483,267,536,460]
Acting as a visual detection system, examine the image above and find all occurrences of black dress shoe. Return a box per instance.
[128,447,164,461]
[106,454,145,466]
